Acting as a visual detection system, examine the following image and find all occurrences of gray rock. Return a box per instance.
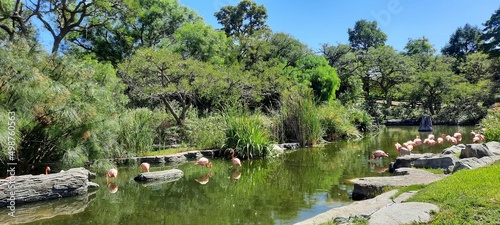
[460,144,494,158]
[393,153,433,169]
[134,169,184,182]
[413,154,458,169]
[441,144,465,155]
[351,168,445,200]
[0,167,92,208]
[164,154,188,163]
[485,141,500,155]
[452,156,499,173]
[139,156,167,164]
[368,202,439,225]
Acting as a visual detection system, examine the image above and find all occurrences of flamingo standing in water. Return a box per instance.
[106,168,118,182]
[437,134,445,144]
[140,162,150,172]
[454,131,462,142]
[229,149,241,167]
[413,136,422,146]
[195,157,213,171]
[44,166,51,175]
[371,150,389,159]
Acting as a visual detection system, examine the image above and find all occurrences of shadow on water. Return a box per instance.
[8,126,475,225]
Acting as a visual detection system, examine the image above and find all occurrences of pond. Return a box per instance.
[1,126,478,225]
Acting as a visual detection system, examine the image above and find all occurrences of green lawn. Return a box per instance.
[409,161,500,224]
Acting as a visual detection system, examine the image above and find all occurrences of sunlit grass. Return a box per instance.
[139,147,196,157]
[409,161,500,224]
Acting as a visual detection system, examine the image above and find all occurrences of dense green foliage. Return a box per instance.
[1,0,500,172]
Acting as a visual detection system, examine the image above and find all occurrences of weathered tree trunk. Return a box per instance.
[0,167,95,208]
[134,169,184,183]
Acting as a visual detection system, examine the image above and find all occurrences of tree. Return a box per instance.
[214,0,268,37]
[68,0,202,65]
[266,32,312,68]
[171,21,231,63]
[482,7,500,57]
[289,55,340,102]
[347,20,387,51]
[27,0,117,54]
[458,52,492,84]
[365,46,412,107]
[119,48,217,126]
[0,0,32,40]
[322,43,363,104]
[404,37,435,72]
[442,23,482,60]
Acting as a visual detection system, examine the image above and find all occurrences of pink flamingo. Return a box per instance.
[371,150,389,159]
[43,166,51,175]
[428,134,435,140]
[106,168,118,182]
[107,181,118,193]
[229,149,241,167]
[437,134,445,144]
[395,143,402,154]
[413,136,422,146]
[140,162,150,172]
[195,157,213,171]
[454,131,462,142]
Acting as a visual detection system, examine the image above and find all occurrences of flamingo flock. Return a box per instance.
[390,130,485,157]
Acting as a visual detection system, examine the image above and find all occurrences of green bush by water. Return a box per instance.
[481,103,500,141]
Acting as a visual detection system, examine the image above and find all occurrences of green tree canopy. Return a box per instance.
[67,0,201,65]
[482,7,500,57]
[442,23,482,60]
[348,20,387,51]
[214,0,268,37]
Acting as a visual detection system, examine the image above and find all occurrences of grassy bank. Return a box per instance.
[408,161,500,224]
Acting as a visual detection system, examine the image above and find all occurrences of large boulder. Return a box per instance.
[351,168,445,200]
[460,144,494,158]
[452,156,499,173]
[485,141,500,155]
[368,202,439,225]
[413,154,459,169]
[441,144,465,155]
[0,167,94,208]
[392,153,433,170]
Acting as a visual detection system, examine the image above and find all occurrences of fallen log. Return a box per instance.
[134,169,184,183]
[0,167,95,208]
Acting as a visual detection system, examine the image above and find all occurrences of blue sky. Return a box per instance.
[178,0,499,53]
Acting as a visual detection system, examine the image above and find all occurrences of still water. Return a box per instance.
[2,126,477,225]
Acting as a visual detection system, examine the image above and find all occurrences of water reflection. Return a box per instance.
[370,161,389,174]
[194,172,212,185]
[107,181,118,193]
[231,170,241,186]
[0,189,97,224]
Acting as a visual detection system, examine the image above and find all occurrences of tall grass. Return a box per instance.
[281,88,322,146]
[481,103,500,141]
[223,109,270,159]
[117,108,156,156]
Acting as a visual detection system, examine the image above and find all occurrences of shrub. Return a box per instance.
[318,101,360,140]
[481,103,500,141]
[185,112,226,149]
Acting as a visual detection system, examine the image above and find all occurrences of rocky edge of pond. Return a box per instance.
[296,141,500,225]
